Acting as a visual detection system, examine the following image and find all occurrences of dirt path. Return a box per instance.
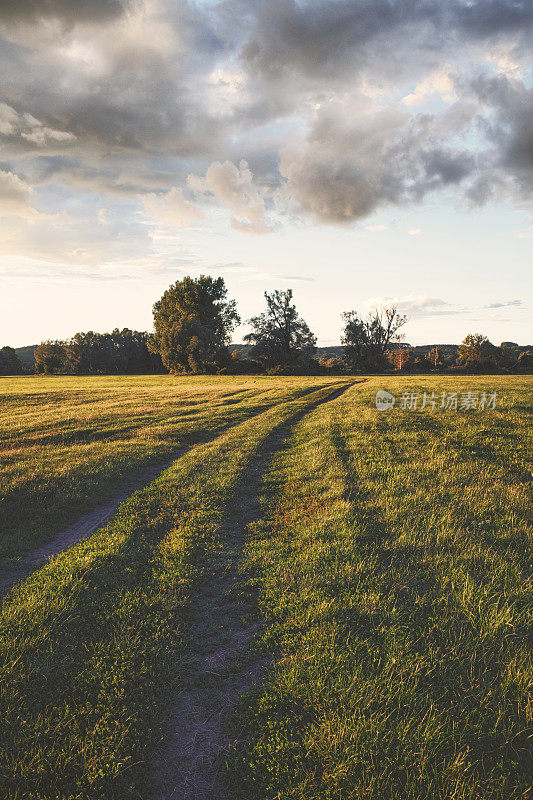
[147,492,267,800]
[147,382,354,800]
[0,457,182,598]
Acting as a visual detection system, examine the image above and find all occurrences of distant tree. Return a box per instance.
[34,341,67,374]
[456,333,499,372]
[150,276,240,373]
[63,329,163,374]
[223,350,263,375]
[418,345,447,371]
[427,346,440,368]
[495,341,520,372]
[342,306,407,372]
[388,344,415,371]
[244,289,316,368]
[115,329,163,374]
[387,332,415,371]
[34,330,163,375]
[64,331,109,374]
[0,346,23,375]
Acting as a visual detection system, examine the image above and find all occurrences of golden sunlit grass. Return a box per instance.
[0,382,345,799]
[0,374,337,558]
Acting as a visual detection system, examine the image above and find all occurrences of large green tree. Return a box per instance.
[150,275,240,373]
[456,333,499,371]
[34,341,67,374]
[244,289,316,369]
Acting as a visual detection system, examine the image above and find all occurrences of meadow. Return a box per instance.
[0,375,338,560]
[0,374,531,800]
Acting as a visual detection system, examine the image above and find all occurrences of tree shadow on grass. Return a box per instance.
[1,391,325,559]
[0,383,355,800]
[144,382,356,800]
[302,419,532,797]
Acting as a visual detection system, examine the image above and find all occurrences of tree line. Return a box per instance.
[33,329,163,375]
[0,275,531,375]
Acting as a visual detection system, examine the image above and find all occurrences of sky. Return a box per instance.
[0,0,532,347]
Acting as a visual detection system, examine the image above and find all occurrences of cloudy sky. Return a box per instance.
[0,0,532,346]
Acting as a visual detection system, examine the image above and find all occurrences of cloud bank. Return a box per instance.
[0,0,531,260]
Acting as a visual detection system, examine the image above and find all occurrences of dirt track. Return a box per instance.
[0,457,179,597]
[146,383,354,800]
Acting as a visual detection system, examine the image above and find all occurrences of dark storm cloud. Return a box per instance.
[2,0,530,160]
[278,96,479,223]
[235,0,533,84]
[454,0,533,38]
[238,0,439,82]
[0,0,232,165]
[462,74,533,201]
[280,140,477,223]
[485,79,533,189]
[417,148,476,192]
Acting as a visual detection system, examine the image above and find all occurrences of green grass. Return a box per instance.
[0,375,531,800]
[0,383,346,799]
[0,374,340,557]
[226,376,532,799]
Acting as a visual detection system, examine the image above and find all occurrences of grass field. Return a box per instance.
[0,375,531,800]
[0,375,341,559]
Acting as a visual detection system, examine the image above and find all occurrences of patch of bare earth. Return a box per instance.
[148,596,266,800]
[147,499,266,800]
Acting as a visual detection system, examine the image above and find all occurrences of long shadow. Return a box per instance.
[142,381,356,799]
[182,383,355,599]
[163,381,356,600]
[1,390,334,553]
[246,414,531,794]
[1,382,353,640]
[0,394,262,448]
[0,381,356,800]
[307,421,530,786]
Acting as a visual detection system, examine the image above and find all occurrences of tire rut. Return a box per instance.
[146,381,355,800]
[0,457,183,598]
[0,383,354,600]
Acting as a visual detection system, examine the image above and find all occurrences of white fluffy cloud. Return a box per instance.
[402,69,456,107]
[189,160,270,233]
[0,169,33,208]
[363,295,455,316]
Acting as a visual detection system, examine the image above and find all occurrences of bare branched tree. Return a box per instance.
[342,305,408,372]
